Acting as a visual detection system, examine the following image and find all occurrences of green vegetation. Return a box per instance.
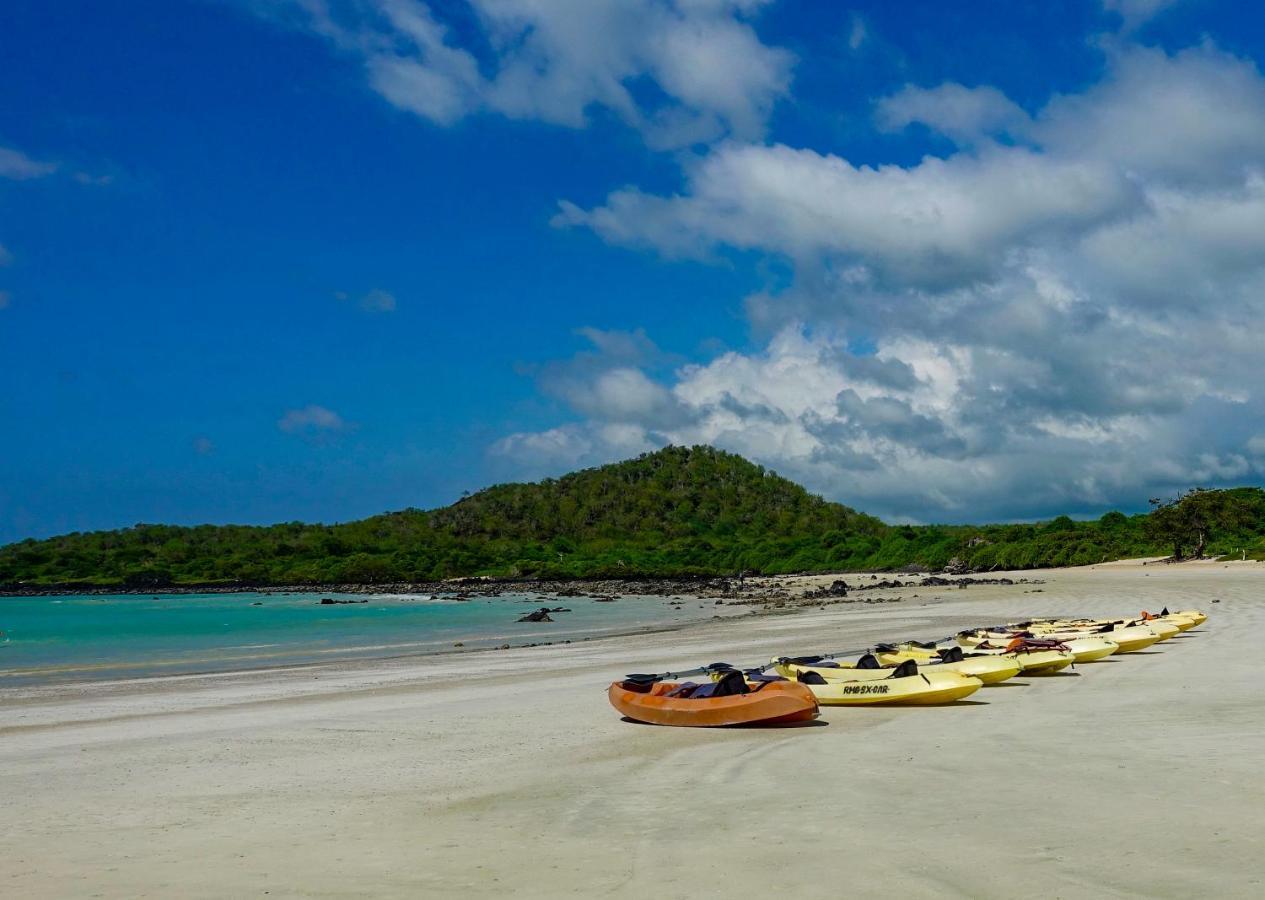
[3,446,1264,588]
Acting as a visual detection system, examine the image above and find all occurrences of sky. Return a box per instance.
[3,0,1265,542]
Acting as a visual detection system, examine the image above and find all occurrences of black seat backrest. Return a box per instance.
[856,653,882,669]
[796,670,828,685]
[888,659,919,679]
[623,673,663,687]
[937,646,964,663]
[710,668,750,698]
[1161,607,1170,616]
[745,670,785,683]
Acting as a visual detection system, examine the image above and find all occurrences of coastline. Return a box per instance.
[4,559,1262,897]
[0,569,1042,601]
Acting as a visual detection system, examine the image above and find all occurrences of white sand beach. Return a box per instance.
[2,560,1262,898]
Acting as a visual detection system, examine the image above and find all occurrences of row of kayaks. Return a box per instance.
[608,608,1206,727]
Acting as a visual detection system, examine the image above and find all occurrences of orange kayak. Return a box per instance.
[608,675,819,727]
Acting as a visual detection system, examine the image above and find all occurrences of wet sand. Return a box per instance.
[2,560,1262,898]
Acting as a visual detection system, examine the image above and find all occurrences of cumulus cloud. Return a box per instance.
[555,142,1138,290]
[270,0,794,148]
[877,83,1030,144]
[1103,0,1181,30]
[0,146,57,180]
[512,41,1265,520]
[278,404,349,434]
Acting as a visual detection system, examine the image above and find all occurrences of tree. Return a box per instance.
[1145,488,1251,559]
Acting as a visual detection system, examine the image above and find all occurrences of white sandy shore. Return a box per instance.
[2,560,1263,898]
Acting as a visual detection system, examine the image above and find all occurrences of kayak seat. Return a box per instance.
[937,646,965,663]
[856,653,883,669]
[745,670,785,683]
[887,659,920,679]
[710,669,751,697]
[672,669,751,700]
[788,655,838,667]
[796,670,829,685]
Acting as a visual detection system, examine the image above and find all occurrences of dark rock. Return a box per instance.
[517,607,554,622]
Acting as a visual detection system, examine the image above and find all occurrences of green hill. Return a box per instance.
[2,446,1264,588]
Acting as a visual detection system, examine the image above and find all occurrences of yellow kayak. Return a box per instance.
[874,644,1022,684]
[955,634,1076,674]
[771,658,983,706]
[1058,636,1119,662]
[1144,611,1198,632]
[1173,609,1208,626]
[1017,623,1162,653]
[1036,614,1182,635]
[767,654,912,682]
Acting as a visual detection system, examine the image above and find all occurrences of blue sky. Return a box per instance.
[3,0,1265,542]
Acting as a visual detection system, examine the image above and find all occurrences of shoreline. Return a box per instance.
[3,561,1263,897]
[0,568,1046,600]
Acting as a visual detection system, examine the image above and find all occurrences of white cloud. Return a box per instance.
[555,142,1137,289]
[278,404,349,434]
[1033,44,1265,187]
[512,41,1265,520]
[877,83,1030,144]
[1103,0,1181,30]
[0,146,57,180]
[276,0,794,147]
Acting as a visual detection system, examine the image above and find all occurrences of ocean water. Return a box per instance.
[0,591,721,686]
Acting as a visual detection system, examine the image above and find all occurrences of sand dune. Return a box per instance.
[2,561,1262,898]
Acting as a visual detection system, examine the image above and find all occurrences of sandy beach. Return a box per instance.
[2,560,1262,898]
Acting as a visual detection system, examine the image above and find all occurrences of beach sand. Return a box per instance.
[2,560,1262,898]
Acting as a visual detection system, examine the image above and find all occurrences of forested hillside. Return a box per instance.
[2,446,1264,588]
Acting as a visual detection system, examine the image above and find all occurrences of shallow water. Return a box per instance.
[0,591,717,685]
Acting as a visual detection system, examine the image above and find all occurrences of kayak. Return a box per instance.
[1141,610,1198,632]
[608,670,819,727]
[769,653,918,682]
[1058,636,1119,662]
[993,623,1160,654]
[1057,619,1179,642]
[772,658,984,705]
[1172,609,1208,626]
[955,634,1076,673]
[873,644,1022,683]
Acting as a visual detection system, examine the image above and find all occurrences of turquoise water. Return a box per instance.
[0,592,717,686]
